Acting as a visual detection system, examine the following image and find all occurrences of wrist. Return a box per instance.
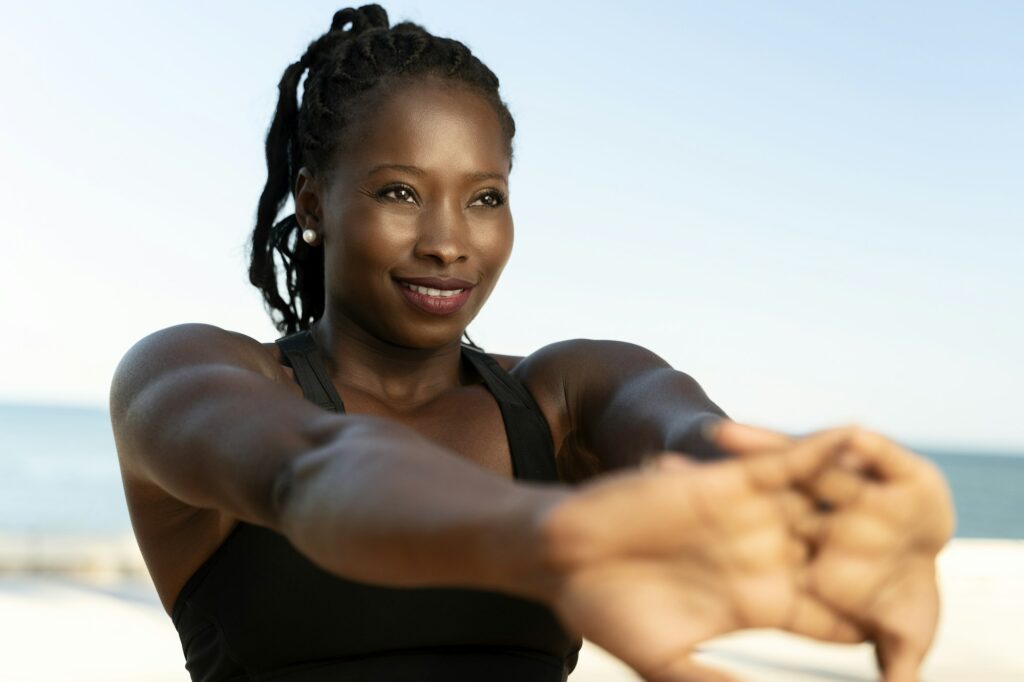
[663,413,729,461]
[479,484,587,605]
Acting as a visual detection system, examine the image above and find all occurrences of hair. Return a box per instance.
[248,4,515,338]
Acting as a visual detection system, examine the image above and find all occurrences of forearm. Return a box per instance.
[275,417,572,603]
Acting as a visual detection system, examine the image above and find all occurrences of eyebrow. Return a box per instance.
[465,171,508,183]
[367,163,424,177]
[366,164,507,183]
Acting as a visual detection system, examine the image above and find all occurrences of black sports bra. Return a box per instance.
[171,330,583,681]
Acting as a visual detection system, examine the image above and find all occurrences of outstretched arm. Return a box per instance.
[514,339,728,477]
[111,323,567,600]
[113,326,873,681]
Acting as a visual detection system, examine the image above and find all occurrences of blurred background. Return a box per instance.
[1,1,1021,680]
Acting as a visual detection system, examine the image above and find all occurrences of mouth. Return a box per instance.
[400,282,466,298]
[394,277,476,316]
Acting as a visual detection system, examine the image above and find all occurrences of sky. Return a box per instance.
[1,1,1021,451]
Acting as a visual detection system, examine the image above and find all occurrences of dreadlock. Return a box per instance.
[248,5,515,342]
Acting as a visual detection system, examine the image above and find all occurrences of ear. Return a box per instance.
[294,167,322,230]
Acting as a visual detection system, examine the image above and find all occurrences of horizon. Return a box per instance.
[2,400,1019,458]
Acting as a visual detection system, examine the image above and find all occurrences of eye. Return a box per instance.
[470,190,506,208]
[376,184,418,204]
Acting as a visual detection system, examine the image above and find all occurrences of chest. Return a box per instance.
[283,370,515,479]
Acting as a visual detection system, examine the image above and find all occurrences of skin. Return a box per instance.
[710,422,955,682]
[110,78,953,682]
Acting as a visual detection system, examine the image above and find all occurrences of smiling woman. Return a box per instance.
[295,80,515,347]
[108,5,954,682]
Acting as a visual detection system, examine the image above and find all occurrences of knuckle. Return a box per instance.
[848,424,874,445]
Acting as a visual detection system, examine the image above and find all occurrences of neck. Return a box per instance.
[310,309,469,409]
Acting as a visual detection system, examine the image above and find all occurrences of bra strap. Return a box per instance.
[275,330,346,413]
[274,334,559,482]
[462,347,561,483]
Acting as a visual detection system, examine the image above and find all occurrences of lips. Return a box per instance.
[395,276,476,290]
[394,276,476,316]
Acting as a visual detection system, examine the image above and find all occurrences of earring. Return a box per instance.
[302,228,319,245]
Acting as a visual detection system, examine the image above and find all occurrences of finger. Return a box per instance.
[643,655,740,682]
[709,419,795,456]
[786,592,867,644]
[843,429,920,482]
[778,490,829,544]
[805,465,870,510]
[645,452,699,473]
[741,426,858,491]
[787,534,810,566]
[876,635,927,682]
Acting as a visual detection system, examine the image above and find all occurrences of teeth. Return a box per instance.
[403,282,464,298]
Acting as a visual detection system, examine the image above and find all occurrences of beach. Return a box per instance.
[1,537,1021,681]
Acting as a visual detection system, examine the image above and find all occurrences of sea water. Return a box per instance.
[1,403,1021,538]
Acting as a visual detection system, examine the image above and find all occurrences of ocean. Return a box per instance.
[1,403,1021,539]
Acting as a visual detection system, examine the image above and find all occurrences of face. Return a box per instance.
[296,79,513,350]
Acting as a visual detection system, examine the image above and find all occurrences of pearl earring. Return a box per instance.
[302,228,319,245]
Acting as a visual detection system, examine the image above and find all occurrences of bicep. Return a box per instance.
[110,323,344,527]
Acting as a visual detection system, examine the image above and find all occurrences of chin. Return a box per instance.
[384,319,471,351]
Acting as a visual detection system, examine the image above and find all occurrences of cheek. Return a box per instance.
[333,210,415,270]
[475,217,514,271]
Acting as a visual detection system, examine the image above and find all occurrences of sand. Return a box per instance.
[1,537,1021,681]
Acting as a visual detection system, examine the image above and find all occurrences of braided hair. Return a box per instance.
[247,5,515,337]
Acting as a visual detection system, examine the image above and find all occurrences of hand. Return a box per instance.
[711,421,955,682]
[542,428,865,682]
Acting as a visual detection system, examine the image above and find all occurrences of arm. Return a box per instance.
[113,326,868,680]
[110,323,568,601]
[516,341,951,681]
[514,339,728,476]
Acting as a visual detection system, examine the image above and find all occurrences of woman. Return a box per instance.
[110,6,953,682]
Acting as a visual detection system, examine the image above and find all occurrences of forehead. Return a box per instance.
[332,79,510,181]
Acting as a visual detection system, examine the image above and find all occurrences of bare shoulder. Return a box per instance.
[109,323,297,474]
[491,339,671,397]
[112,324,284,405]
[114,322,283,374]
[511,339,670,385]
[488,340,671,467]
[109,324,310,611]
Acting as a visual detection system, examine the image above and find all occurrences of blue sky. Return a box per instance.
[1,1,1021,450]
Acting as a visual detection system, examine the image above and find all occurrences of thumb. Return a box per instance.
[643,655,740,682]
[877,636,927,682]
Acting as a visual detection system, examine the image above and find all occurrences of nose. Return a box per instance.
[413,201,469,266]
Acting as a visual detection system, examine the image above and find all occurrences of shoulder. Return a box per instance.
[487,338,671,394]
[117,323,280,367]
[487,338,670,426]
[111,323,289,414]
[515,339,671,413]
[483,340,677,482]
[509,339,670,385]
[490,339,665,373]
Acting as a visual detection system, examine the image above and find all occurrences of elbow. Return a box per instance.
[267,450,330,537]
[265,416,382,534]
[265,431,339,534]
